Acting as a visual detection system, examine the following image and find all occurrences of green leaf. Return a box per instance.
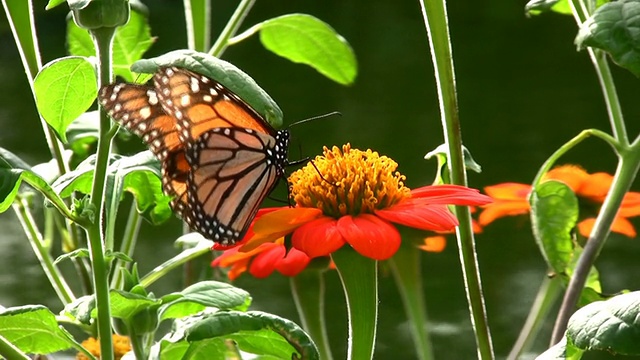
[183,311,319,360]
[66,111,99,158]
[45,0,67,10]
[160,281,251,321]
[34,57,97,143]
[575,0,640,76]
[566,291,640,355]
[0,305,74,354]
[109,289,161,320]
[525,0,609,16]
[257,14,357,85]
[62,295,95,325]
[535,337,584,360]
[54,248,90,265]
[4,0,41,77]
[67,7,154,81]
[132,50,284,129]
[530,180,578,273]
[0,149,72,219]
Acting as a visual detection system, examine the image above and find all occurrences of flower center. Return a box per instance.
[289,144,410,218]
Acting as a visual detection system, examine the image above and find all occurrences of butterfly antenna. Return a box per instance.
[287,111,342,129]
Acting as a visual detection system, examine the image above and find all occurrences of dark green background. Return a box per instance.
[1,1,640,359]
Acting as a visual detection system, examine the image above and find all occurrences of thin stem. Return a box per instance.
[290,271,334,360]
[388,248,434,360]
[12,197,75,304]
[417,0,494,358]
[88,26,118,360]
[507,276,562,360]
[183,0,211,51]
[140,239,213,288]
[208,0,255,57]
[110,203,142,289]
[550,152,640,344]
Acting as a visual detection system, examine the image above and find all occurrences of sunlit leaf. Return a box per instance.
[159,281,251,321]
[34,57,97,143]
[258,14,357,85]
[530,180,578,273]
[535,337,584,360]
[576,0,640,76]
[0,305,74,354]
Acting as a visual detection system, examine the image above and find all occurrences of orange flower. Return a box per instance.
[76,334,131,360]
[229,144,491,260]
[479,165,640,238]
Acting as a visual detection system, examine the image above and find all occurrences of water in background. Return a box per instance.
[1,1,639,359]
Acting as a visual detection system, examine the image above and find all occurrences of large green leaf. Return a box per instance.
[0,305,74,354]
[257,14,357,85]
[530,180,578,273]
[159,281,251,321]
[132,50,284,129]
[576,0,640,76]
[34,56,97,143]
[566,291,640,355]
[535,337,584,360]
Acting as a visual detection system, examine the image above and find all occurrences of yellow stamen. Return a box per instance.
[289,144,410,218]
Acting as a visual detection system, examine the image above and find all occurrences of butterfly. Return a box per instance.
[98,66,289,245]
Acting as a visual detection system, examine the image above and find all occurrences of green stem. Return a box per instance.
[110,203,142,289]
[140,239,213,288]
[183,0,211,51]
[331,247,378,360]
[88,26,118,360]
[208,0,255,57]
[290,271,334,360]
[551,151,640,343]
[507,276,562,360]
[531,129,619,189]
[0,334,29,360]
[388,247,433,360]
[417,0,494,358]
[12,197,75,304]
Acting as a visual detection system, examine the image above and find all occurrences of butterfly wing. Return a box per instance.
[153,67,274,144]
[184,127,289,245]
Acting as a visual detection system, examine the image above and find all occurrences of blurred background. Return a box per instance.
[1,1,640,359]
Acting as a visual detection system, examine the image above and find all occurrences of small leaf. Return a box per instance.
[535,337,584,360]
[34,57,97,143]
[530,180,578,273]
[66,111,99,158]
[54,248,90,265]
[109,289,161,320]
[0,305,74,354]
[105,250,134,263]
[45,0,67,10]
[63,295,95,325]
[567,291,640,355]
[67,7,154,81]
[525,0,609,16]
[160,281,251,321]
[575,0,640,76]
[177,311,319,360]
[258,14,357,85]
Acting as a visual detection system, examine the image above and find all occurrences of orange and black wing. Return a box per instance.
[184,127,290,245]
[152,67,274,144]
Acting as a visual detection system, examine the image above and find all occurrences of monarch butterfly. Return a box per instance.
[99,66,289,245]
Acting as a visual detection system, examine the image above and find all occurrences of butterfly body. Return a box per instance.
[99,66,288,245]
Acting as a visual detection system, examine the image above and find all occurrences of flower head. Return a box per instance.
[479,165,640,238]
[76,334,131,360]
[238,144,491,260]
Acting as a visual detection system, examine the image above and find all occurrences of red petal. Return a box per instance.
[276,248,311,277]
[477,201,530,226]
[578,216,637,238]
[241,207,324,251]
[483,183,531,200]
[410,185,493,205]
[249,244,284,278]
[376,201,459,231]
[292,217,345,258]
[337,214,401,260]
[417,236,447,252]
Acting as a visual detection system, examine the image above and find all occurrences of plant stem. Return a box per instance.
[290,271,334,360]
[88,26,117,360]
[140,238,213,288]
[208,0,255,57]
[0,334,30,360]
[183,0,211,52]
[417,0,494,358]
[331,247,378,360]
[388,247,434,360]
[110,203,142,289]
[507,276,562,360]
[13,197,75,304]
